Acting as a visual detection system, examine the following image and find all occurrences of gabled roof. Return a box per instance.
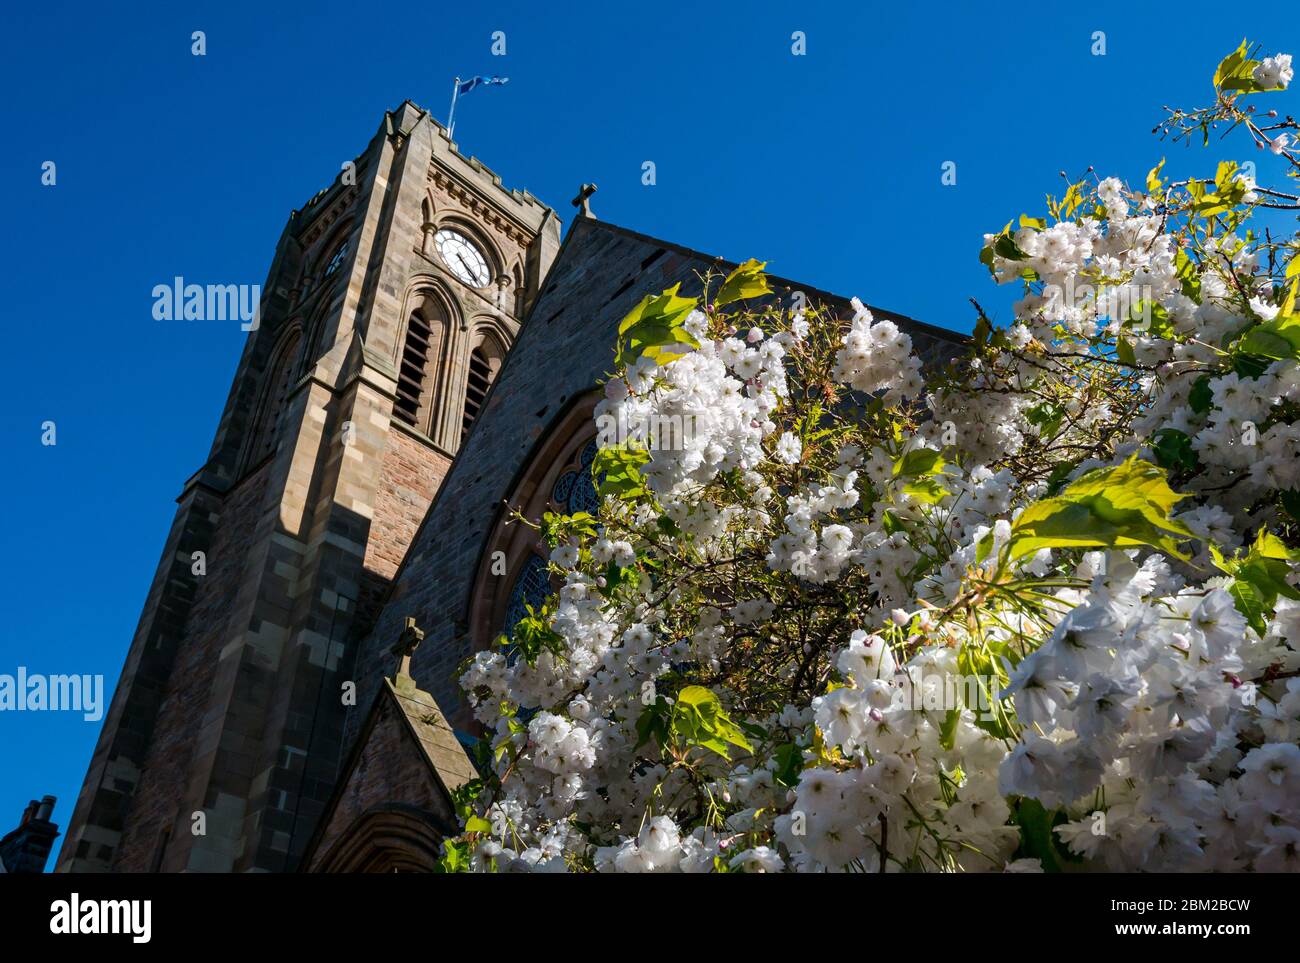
[297,673,477,872]
[568,215,967,349]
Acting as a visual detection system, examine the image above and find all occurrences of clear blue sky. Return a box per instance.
[1,0,1294,845]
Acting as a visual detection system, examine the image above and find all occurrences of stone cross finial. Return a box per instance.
[571,183,597,218]
[391,617,424,685]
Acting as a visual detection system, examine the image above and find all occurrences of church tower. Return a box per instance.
[57,103,561,872]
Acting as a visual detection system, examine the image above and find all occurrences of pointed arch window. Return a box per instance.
[250,330,302,463]
[395,312,433,428]
[394,294,450,433]
[551,440,601,515]
[465,395,604,651]
[461,332,505,441]
[462,348,492,439]
[503,553,551,640]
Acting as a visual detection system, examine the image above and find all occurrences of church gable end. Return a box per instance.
[299,675,476,873]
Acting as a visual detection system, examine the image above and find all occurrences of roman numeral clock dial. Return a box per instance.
[434,228,491,287]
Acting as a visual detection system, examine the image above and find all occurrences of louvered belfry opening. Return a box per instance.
[462,347,492,440]
[395,310,432,428]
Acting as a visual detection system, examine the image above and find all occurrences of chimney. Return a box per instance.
[0,795,60,874]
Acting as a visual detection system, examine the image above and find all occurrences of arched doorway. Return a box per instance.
[309,803,453,873]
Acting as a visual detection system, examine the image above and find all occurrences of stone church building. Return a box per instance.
[56,103,962,873]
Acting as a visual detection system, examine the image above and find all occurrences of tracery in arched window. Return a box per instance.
[551,439,600,515]
[502,553,550,639]
[466,393,603,651]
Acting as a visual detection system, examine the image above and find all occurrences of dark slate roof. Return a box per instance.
[344,216,968,737]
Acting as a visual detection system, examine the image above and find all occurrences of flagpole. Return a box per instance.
[447,76,461,139]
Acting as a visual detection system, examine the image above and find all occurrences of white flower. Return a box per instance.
[550,544,579,569]
[1254,53,1294,90]
[775,431,802,464]
[729,846,784,873]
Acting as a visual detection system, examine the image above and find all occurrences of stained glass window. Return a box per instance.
[503,553,551,639]
[551,439,600,515]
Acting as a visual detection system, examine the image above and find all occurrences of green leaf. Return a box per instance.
[1008,455,1195,561]
[1175,248,1201,300]
[1211,529,1300,634]
[1127,299,1174,339]
[980,221,1033,275]
[592,444,650,502]
[634,695,671,751]
[893,448,945,479]
[1146,158,1166,194]
[1281,249,1300,316]
[540,509,597,545]
[1232,352,1271,379]
[1151,428,1197,473]
[772,742,805,788]
[1236,314,1300,362]
[464,815,492,834]
[1116,337,1136,366]
[670,685,753,760]
[893,448,949,503]
[1044,460,1078,496]
[903,477,950,504]
[939,707,961,751]
[714,258,772,307]
[507,601,564,666]
[1213,39,1263,93]
[616,283,700,366]
[1281,489,1300,524]
[1014,798,1063,873]
[436,839,471,873]
[449,779,485,821]
[1025,402,1064,438]
[1188,374,1214,414]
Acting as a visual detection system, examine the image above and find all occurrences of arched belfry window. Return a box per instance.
[249,329,302,464]
[461,348,491,439]
[393,293,451,434]
[461,331,505,441]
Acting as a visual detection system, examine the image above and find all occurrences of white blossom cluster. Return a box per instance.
[449,71,1300,871]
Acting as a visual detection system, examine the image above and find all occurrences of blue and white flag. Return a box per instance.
[457,75,509,95]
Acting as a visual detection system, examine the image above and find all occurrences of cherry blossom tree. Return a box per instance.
[443,41,1300,872]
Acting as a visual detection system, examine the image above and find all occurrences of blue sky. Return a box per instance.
[1,0,1295,847]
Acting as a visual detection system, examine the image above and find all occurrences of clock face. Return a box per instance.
[434,229,491,287]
